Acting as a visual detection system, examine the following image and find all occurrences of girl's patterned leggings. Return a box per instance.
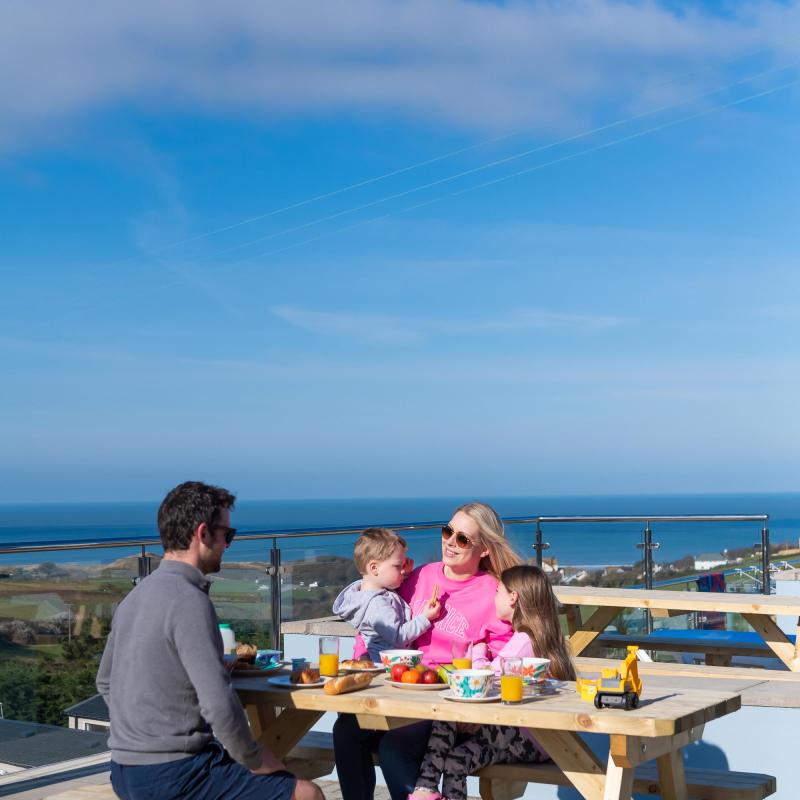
[414,721,549,800]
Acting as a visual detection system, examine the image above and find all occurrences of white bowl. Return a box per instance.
[521,657,550,684]
[378,649,423,673]
[449,669,495,699]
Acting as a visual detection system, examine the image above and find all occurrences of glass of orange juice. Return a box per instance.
[451,640,473,670]
[500,657,523,704]
[319,636,339,677]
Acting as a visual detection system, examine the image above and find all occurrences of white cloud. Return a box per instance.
[270,304,632,344]
[1,0,798,151]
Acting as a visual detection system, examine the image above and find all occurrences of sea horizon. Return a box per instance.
[1,492,797,570]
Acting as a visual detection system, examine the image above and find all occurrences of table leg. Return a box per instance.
[742,612,800,671]
[245,701,276,741]
[530,729,606,800]
[656,749,688,800]
[245,705,323,758]
[564,604,582,635]
[603,759,634,800]
[567,606,621,656]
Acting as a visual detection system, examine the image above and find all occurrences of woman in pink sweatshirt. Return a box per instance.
[332,502,521,800]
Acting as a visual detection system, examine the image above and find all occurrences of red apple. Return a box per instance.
[391,663,408,682]
[421,669,439,684]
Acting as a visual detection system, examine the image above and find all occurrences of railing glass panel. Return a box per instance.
[209,538,274,648]
[0,545,139,721]
[279,539,360,629]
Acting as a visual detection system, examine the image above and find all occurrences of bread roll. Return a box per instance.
[324,671,374,695]
[340,659,376,670]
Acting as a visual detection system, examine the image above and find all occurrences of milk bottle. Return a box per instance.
[219,623,236,654]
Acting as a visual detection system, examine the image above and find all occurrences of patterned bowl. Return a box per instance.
[378,649,423,674]
[521,657,550,684]
[449,669,495,699]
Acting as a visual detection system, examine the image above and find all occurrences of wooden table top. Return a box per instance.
[553,585,800,614]
[234,672,740,738]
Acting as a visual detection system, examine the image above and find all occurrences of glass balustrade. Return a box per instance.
[1,511,790,788]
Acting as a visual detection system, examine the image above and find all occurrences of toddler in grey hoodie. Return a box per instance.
[333,527,441,662]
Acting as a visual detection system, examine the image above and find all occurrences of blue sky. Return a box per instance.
[1,0,799,502]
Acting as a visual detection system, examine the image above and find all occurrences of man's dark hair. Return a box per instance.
[157,481,236,552]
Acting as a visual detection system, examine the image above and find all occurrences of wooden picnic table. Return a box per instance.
[554,586,800,671]
[234,669,744,800]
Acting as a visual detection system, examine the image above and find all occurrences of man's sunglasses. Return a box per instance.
[441,524,476,550]
[213,525,237,545]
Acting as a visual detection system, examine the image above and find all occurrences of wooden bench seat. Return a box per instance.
[43,728,776,800]
[289,731,776,800]
[592,630,797,666]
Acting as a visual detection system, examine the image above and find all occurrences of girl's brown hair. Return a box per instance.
[500,564,576,681]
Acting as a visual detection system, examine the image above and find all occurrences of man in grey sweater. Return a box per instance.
[97,481,323,800]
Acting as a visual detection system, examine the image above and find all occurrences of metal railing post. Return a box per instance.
[533,520,549,569]
[269,539,282,649]
[138,545,151,581]
[640,523,660,634]
[761,523,771,595]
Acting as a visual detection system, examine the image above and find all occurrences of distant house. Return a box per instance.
[0,718,108,775]
[64,694,110,733]
[694,552,727,570]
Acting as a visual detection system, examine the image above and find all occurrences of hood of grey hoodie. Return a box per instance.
[332,580,390,629]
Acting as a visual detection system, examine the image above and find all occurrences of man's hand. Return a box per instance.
[251,745,286,775]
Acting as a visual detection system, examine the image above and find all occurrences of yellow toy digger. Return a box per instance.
[576,645,642,710]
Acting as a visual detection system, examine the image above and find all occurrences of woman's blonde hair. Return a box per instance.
[501,564,576,681]
[454,502,522,578]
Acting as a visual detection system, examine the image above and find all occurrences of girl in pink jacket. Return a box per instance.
[410,565,576,800]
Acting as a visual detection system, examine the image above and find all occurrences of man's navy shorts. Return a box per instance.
[111,741,297,800]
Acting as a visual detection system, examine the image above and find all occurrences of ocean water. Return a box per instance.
[0,493,798,569]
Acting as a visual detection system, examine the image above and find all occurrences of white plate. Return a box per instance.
[231,661,286,677]
[267,675,329,689]
[443,690,501,703]
[388,680,449,691]
[530,679,565,694]
[341,665,385,674]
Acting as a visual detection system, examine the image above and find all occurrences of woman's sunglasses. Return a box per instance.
[441,524,476,550]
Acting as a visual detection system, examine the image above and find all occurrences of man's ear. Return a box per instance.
[196,522,211,547]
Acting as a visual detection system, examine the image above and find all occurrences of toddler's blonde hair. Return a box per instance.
[354,527,407,574]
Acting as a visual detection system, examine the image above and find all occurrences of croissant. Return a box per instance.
[290,668,320,684]
[235,643,257,661]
